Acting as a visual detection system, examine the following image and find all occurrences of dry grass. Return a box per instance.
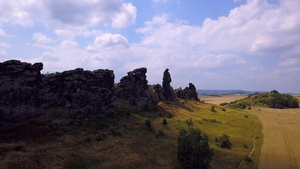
[249,107,300,169]
[0,99,262,169]
[200,94,248,105]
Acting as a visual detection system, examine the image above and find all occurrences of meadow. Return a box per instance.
[0,98,262,169]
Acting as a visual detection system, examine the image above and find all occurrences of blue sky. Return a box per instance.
[0,0,300,93]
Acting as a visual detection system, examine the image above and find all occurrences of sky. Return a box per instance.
[0,0,300,93]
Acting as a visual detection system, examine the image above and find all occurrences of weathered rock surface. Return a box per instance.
[116,68,151,108]
[0,60,43,107]
[0,60,115,123]
[0,60,199,123]
[162,69,176,101]
[175,83,199,101]
[41,68,115,114]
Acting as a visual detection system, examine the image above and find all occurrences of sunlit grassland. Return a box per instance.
[0,100,262,169]
[151,100,263,169]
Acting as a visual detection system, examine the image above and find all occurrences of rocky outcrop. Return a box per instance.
[116,68,150,108]
[162,69,176,101]
[0,60,43,107]
[175,83,199,101]
[0,60,199,123]
[0,60,115,123]
[41,68,115,114]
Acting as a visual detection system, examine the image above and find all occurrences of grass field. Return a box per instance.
[249,107,300,169]
[0,99,262,169]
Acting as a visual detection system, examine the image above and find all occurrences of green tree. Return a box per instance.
[177,129,213,169]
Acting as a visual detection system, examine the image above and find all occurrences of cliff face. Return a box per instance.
[0,60,199,123]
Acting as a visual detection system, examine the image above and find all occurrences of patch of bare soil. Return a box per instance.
[250,108,300,169]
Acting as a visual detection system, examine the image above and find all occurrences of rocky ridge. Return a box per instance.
[0,60,199,123]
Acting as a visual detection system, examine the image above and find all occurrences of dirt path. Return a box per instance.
[237,122,257,169]
[250,108,300,169]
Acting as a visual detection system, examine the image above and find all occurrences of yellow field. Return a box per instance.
[199,95,248,105]
[249,107,300,169]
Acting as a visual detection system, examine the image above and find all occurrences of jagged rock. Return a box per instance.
[176,83,199,101]
[117,68,149,106]
[40,68,115,114]
[0,60,115,123]
[162,69,176,101]
[0,60,43,107]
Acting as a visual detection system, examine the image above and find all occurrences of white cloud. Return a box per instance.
[60,40,79,49]
[0,0,40,26]
[44,0,136,28]
[33,33,51,44]
[87,33,129,51]
[111,3,136,28]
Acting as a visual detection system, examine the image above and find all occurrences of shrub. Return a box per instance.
[145,119,152,130]
[185,119,193,128]
[220,102,229,106]
[211,106,217,112]
[245,157,253,163]
[215,134,232,149]
[177,129,213,169]
[162,118,168,127]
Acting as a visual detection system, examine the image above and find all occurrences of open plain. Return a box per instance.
[199,94,248,105]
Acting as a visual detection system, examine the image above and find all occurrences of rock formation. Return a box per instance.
[175,83,199,101]
[0,60,199,123]
[40,68,115,114]
[162,69,176,101]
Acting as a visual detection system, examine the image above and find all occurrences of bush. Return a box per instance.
[162,118,168,127]
[215,134,232,149]
[211,106,216,112]
[245,157,253,163]
[220,102,229,106]
[177,129,213,169]
[145,119,152,130]
[185,119,193,128]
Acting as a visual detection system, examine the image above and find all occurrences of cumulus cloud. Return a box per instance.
[0,0,40,26]
[44,0,136,28]
[33,33,52,44]
[87,33,129,51]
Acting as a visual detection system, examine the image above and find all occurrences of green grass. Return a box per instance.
[0,100,263,169]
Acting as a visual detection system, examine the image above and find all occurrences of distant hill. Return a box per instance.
[197,90,267,95]
[224,90,299,109]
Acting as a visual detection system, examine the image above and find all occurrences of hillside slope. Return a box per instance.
[0,100,262,169]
